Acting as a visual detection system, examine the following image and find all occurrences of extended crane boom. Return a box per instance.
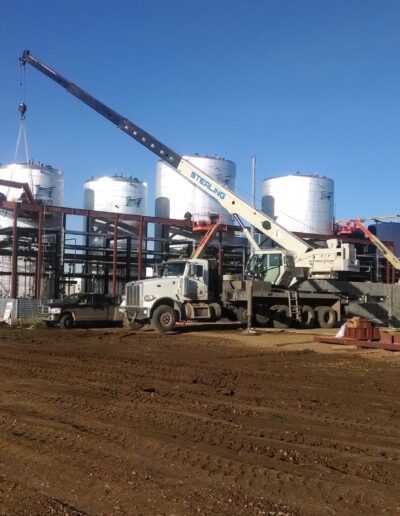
[20,50,309,254]
[20,50,359,283]
[337,218,400,271]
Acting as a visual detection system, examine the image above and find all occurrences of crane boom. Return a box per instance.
[20,50,359,280]
[337,218,400,271]
[20,50,311,258]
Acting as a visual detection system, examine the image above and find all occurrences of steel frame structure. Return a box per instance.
[0,199,246,299]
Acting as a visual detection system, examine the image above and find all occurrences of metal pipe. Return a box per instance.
[11,205,18,298]
[112,215,118,296]
[218,231,223,275]
[126,236,132,284]
[35,206,43,299]
[251,155,256,208]
[137,217,144,280]
[251,155,256,240]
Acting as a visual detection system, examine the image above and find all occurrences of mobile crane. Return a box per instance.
[20,50,400,330]
[20,50,359,289]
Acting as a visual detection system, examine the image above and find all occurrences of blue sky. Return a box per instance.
[1,0,399,220]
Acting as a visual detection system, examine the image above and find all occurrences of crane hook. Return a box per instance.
[18,102,27,120]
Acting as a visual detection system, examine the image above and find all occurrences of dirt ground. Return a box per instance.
[0,324,400,515]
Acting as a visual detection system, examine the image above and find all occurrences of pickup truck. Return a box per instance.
[39,293,123,329]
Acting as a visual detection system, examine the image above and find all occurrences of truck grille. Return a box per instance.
[126,283,142,308]
[39,305,50,314]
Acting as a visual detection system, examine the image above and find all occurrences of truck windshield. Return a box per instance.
[161,262,186,277]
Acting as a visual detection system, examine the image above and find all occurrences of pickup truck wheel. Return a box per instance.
[317,306,337,329]
[152,305,176,333]
[60,313,74,329]
[271,305,292,329]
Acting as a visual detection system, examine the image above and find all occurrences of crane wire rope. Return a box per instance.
[11,63,33,200]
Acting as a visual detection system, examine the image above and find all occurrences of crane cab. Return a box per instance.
[246,250,296,288]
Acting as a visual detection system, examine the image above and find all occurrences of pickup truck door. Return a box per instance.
[92,294,110,320]
[74,294,96,321]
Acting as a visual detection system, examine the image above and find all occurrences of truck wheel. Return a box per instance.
[317,306,337,329]
[209,303,222,322]
[300,305,316,328]
[60,313,74,329]
[272,305,292,329]
[152,305,176,333]
[255,309,270,326]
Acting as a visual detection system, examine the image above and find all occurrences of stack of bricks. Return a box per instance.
[379,328,400,345]
[344,317,380,341]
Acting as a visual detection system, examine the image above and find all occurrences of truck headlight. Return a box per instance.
[144,295,157,302]
[50,307,61,314]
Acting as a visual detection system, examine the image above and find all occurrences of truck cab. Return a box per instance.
[123,259,221,332]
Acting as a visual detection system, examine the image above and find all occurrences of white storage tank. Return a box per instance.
[155,155,236,224]
[262,173,334,235]
[0,162,64,229]
[84,174,147,245]
[368,222,400,255]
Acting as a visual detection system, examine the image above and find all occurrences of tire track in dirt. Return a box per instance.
[0,328,400,514]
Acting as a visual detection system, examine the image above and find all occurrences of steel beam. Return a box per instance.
[112,215,118,297]
[35,206,43,299]
[11,206,18,298]
[0,179,34,204]
[137,217,144,280]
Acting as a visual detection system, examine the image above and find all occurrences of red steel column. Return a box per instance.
[35,206,44,299]
[11,205,18,298]
[112,215,118,297]
[137,216,144,280]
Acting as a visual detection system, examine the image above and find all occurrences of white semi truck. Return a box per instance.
[21,50,400,331]
[123,257,341,332]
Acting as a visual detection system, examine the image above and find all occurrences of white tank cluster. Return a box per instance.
[262,173,334,235]
[0,162,64,229]
[84,174,148,246]
[155,155,236,224]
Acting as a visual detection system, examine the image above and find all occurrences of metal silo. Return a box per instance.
[155,155,236,224]
[262,173,334,235]
[0,162,64,298]
[0,162,64,229]
[83,174,147,245]
[368,222,400,254]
